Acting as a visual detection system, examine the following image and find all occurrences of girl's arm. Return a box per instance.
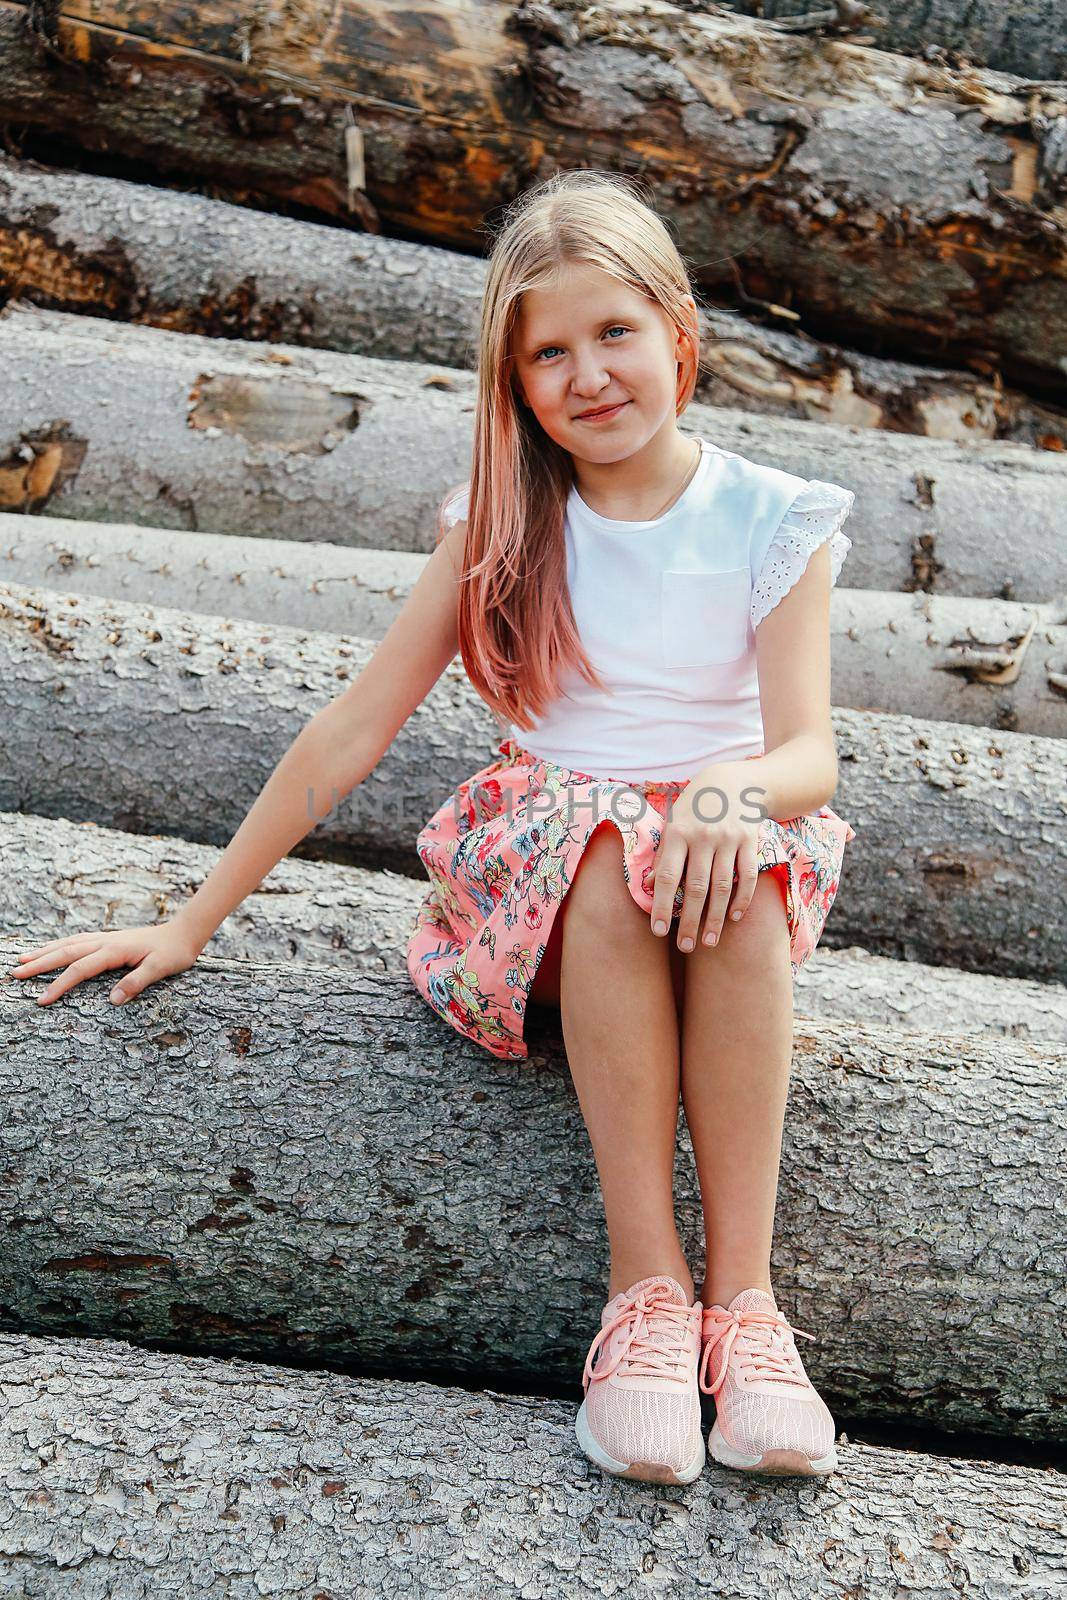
[747,538,839,821]
[172,523,467,950]
[647,540,839,949]
[12,522,467,1005]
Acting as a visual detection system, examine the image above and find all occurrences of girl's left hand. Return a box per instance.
[648,766,765,950]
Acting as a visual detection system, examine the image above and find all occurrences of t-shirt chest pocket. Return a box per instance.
[660,566,753,668]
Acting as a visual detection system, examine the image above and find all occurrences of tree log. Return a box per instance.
[830,587,1067,738]
[1,931,1065,1440]
[2,1333,1063,1598]
[696,310,1067,450]
[3,306,1066,601]
[0,511,415,641]
[6,807,1067,1045]
[2,152,1064,449]
[1,580,1064,980]
[0,3,1064,390]
[4,513,1066,736]
[719,0,1067,82]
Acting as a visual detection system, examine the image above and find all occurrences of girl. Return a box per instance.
[407,172,855,1483]
[11,170,855,1488]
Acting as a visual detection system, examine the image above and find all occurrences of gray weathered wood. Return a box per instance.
[0,2,1063,386]
[3,305,1066,601]
[830,588,1067,738]
[0,511,414,641]
[719,0,1067,81]
[2,151,1063,449]
[1,932,1064,1440]
[1,580,1064,980]
[7,808,1067,1044]
[2,1332,1063,1599]
[4,513,1065,736]
[0,809,418,975]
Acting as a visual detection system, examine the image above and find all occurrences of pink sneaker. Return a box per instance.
[575,1274,705,1484]
[698,1288,838,1476]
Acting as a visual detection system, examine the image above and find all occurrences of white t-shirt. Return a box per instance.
[442,435,854,783]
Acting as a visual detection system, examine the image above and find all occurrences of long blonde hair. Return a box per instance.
[439,170,703,733]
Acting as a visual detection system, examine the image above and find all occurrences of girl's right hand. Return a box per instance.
[9,920,204,1007]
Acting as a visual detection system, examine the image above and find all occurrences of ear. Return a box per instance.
[677,300,698,359]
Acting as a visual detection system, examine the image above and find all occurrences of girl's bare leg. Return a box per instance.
[678,870,795,1310]
[548,822,694,1303]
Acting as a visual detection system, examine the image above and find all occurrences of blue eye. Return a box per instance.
[533,326,630,361]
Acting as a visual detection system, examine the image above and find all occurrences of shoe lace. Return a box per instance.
[582,1288,700,1391]
[698,1307,815,1396]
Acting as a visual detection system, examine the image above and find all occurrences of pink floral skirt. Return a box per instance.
[406,736,856,1061]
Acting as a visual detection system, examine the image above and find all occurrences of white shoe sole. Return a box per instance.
[575,1397,705,1485]
[708,1418,838,1476]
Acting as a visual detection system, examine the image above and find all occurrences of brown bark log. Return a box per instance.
[1,930,1065,1440]
[4,512,1065,736]
[0,2,1064,389]
[1,1331,1063,1595]
[0,580,1064,982]
[2,151,1064,448]
[6,807,1067,1043]
[3,305,1066,602]
[697,308,1067,449]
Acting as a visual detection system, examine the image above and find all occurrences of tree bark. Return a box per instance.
[0,3,1064,389]
[6,807,1067,1045]
[1,580,1064,980]
[1,1333,1063,1597]
[719,0,1067,82]
[830,587,1067,739]
[4,512,1065,736]
[696,309,1067,450]
[0,510,416,642]
[2,305,1066,602]
[2,151,1064,449]
[1,932,1064,1440]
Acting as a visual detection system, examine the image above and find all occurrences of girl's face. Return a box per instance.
[511,263,691,461]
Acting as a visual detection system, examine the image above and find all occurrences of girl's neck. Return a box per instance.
[570,430,701,523]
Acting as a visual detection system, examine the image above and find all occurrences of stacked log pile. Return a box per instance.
[0,926,1064,1441]
[1,579,1065,975]
[6,810,1067,1041]
[1,1,1064,1592]
[3,511,1066,734]
[0,2,1064,391]
[2,154,1064,447]
[2,305,1066,598]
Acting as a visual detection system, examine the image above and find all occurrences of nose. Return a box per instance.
[570,352,612,397]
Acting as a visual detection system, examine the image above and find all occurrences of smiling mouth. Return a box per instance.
[576,400,630,420]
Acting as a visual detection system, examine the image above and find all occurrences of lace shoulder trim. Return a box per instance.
[440,482,470,530]
[750,479,855,629]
